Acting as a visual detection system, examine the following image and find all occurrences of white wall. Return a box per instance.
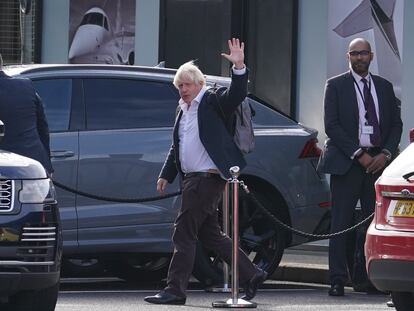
[41,0,70,63]
[296,0,328,145]
[135,0,160,66]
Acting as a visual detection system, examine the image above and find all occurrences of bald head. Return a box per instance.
[348,38,371,52]
[347,38,373,77]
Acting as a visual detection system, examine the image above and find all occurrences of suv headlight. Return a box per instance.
[19,179,56,203]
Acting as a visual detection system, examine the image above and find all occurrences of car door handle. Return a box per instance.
[51,150,75,158]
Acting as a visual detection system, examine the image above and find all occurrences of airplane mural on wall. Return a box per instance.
[69,0,135,65]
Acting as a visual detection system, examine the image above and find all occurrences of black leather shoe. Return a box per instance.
[144,290,186,305]
[328,280,344,296]
[241,269,268,300]
[386,300,394,308]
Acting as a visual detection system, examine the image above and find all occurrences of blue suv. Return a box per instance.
[4,64,330,286]
[0,121,62,311]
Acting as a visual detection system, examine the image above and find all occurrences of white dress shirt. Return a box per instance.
[178,86,217,173]
[350,69,380,148]
[178,66,246,173]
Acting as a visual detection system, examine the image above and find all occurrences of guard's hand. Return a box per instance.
[366,153,387,174]
[358,152,373,169]
[157,178,168,193]
[221,38,245,69]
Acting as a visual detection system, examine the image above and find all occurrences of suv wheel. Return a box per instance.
[62,258,104,277]
[8,282,59,311]
[192,188,287,287]
[104,255,171,283]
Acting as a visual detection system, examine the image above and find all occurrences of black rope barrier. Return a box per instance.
[52,179,181,203]
[239,181,374,239]
[51,178,373,238]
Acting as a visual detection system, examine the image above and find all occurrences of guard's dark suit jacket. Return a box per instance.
[159,71,248,181]
[0,71,53,174]
[317,71,402,175]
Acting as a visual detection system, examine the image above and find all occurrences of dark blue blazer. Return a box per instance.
[0,71,53,174]
[159,71,248,181]
[317,71,402,175]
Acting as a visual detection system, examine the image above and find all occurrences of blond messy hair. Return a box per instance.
[173,61,206,89]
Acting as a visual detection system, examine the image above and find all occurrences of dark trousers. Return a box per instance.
[165,174,257,297]
[329,162,380,283]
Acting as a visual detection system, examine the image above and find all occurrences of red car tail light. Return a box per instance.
[299,138,322,158]
[375,183,414,231]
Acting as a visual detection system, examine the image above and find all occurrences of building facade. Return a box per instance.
[1,0,413,148]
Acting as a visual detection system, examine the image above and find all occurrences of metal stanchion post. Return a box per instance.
[212,167,257,308]
[208,182,231,293]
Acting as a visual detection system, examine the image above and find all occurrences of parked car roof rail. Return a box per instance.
[6,64,178,75]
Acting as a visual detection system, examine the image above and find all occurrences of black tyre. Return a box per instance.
[391,291,414,311]
[104,254,171,283]
[192,188,287,287]
[8,282,59,311]
[61,258,105,277]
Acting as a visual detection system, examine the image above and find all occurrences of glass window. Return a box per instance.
[80,13,104,27]
[84,79,179,130]
[248,98,297,127]
[33,79,72,132]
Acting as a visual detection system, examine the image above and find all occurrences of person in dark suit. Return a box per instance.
[318,38,402,296]
[0,53,53,175]
[144,38,267,305]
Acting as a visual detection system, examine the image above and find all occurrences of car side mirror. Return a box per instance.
[0,120,4,143]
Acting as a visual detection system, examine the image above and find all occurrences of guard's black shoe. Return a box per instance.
[386,300,394,308]
[241,269,268,300]
[328,280,344,296]
[144,290,186,305]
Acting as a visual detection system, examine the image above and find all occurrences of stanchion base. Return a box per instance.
[212,298,257,308]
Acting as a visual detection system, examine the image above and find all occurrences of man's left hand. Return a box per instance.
[366,153,387,174]
[221,38,245,69]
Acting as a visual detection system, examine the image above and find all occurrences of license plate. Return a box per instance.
[392,200,414,217]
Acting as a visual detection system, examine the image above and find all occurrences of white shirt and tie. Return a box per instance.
[350,69,380,148]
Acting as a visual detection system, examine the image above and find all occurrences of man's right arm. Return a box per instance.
[219,38,248,117]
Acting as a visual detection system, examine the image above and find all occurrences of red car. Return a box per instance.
[365,130,414,311]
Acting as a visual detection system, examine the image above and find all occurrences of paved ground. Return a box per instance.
[273,240,330,284]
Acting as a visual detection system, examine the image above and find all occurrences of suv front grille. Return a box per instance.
[0,180,13,212]
[17,226,57,262]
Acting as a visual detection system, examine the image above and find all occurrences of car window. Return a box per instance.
[84,78,179,130]
[33,79,73,132]
[247,98,297,127]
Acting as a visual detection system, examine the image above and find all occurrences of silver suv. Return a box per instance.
[5,64,330,285]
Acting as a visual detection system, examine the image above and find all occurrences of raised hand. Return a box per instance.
[221,38,245,69]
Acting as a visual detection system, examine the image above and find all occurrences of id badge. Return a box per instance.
[362,125,374,134]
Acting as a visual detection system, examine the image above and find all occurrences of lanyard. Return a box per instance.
[352,75,372,107]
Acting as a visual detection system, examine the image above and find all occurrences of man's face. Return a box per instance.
[177,79,203,104]
[347,41,373,75]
